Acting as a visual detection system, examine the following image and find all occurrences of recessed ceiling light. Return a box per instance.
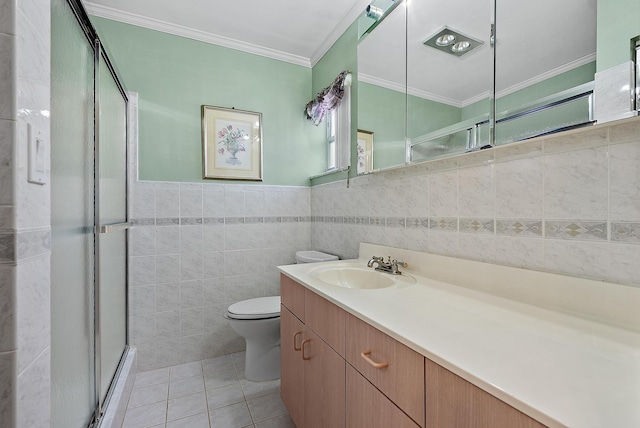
[365,5,384,20]
[451,41,471,53]
[423,26,484,57]
[435,34,456,46]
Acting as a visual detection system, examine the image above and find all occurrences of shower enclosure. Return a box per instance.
[51,0,129,426]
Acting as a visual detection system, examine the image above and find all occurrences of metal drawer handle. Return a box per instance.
[293,332,302,351]
[361,350,388,369]
[301,339,311,360]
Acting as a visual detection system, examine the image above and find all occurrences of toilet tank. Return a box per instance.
[295,250,339,264]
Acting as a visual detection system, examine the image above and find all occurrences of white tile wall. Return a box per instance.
[594,61,636,124]
[129,181,311,370]
[311,117,640,289]
[0,0,53,427]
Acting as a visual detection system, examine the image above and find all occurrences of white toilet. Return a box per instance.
[225,250,338,381]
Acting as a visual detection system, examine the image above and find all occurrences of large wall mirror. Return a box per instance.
[357,0,600,174]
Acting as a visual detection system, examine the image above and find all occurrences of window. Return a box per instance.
[326,83,351,172]
[327,109,337,170]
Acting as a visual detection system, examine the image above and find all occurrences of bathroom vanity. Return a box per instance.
[278,243,640,428]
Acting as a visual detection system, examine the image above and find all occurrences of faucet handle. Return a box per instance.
[394,260,408,268]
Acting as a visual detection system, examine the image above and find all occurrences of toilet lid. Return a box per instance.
[296,250,339,263]
[227,296,281,320]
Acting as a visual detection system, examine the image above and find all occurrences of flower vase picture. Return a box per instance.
[216,122,249,167]
[202,105,263,181]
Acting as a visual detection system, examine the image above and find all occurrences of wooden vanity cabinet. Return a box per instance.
[347,365,421,428]
[280,306,306,427]
[346,313,425,427]
[281,274,546,428]
[280,274,346,428]
[425,359,546,428]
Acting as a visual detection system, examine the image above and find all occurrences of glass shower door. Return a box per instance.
[50,0,96,425]
[96,48,129,403]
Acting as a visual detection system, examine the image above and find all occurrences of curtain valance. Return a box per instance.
[305,70,350,126]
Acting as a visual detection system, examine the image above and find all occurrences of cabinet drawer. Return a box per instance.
[305,289,346,357]
[425,359,546,428]
[346,313,425,427]
[347,365,421,428]
[281,274,305,321]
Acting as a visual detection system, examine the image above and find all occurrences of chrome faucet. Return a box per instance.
[367,256,408,275]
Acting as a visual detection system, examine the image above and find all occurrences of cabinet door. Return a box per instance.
[346,313,425,426]
[347,365,420,428]
[305,289,346,356]
[281,306,305,428]
[281,273,305,321]
[425,359,546,428]
[304,328,346,428]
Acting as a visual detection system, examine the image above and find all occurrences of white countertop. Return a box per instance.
[278,257,640,428]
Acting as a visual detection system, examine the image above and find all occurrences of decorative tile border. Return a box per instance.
[180,217,202,225]
[203,217,225,225]
[496,219,543,237]
[133,218,155,226]
[244,216,264,224]
[429,217,458,232]
[545,220,607,241]
[16,230,51,261]
[156,218,179,226]
[459,218,494,234]
[386,217,405,228]
[611,222,640,244]
[370,217,385,227]
[224,217,245,225]
[355,216,369,225]
[0,233,15,263]
[406,217,429,229]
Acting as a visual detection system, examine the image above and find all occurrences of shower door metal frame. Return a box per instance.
[64,1,131,426]
[92,38,132,427]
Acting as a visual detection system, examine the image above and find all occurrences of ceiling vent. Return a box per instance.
[423,26,484,57]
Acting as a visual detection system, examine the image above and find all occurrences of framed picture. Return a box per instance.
[357,130,374,174]
[202,105,263,181]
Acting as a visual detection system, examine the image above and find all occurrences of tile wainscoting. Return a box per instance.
[128,117,640,371]
[129,182,311,370]
[311,117,640,288]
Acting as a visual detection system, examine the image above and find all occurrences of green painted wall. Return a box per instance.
[597,0,640,72]
[92,17,314,186]
[357,82,462,170]
[358,82,406,170]
[495,62,596,111]
[309,22,359,186]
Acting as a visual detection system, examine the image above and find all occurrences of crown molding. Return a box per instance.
[358,73,463,107]
[84,2,312,68]
[310,0,371,67]
[494,53,597,100]
[461,91,491,108]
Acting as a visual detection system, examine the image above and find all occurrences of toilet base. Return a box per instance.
[244,342,280,381]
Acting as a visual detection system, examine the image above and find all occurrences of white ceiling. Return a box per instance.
[84,0,367,67]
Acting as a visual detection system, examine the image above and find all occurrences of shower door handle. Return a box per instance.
[97,221,132,234]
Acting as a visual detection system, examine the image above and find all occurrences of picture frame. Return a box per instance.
[356,129,374,174]
[202,105,263,181]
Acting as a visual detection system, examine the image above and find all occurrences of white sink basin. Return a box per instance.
[310,265,415,289]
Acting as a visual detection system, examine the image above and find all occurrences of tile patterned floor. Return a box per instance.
[121,352,294,428]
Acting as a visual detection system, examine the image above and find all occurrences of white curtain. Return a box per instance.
[335,79,351,170]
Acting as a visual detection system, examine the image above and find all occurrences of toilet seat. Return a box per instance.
[227,296,281,320]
